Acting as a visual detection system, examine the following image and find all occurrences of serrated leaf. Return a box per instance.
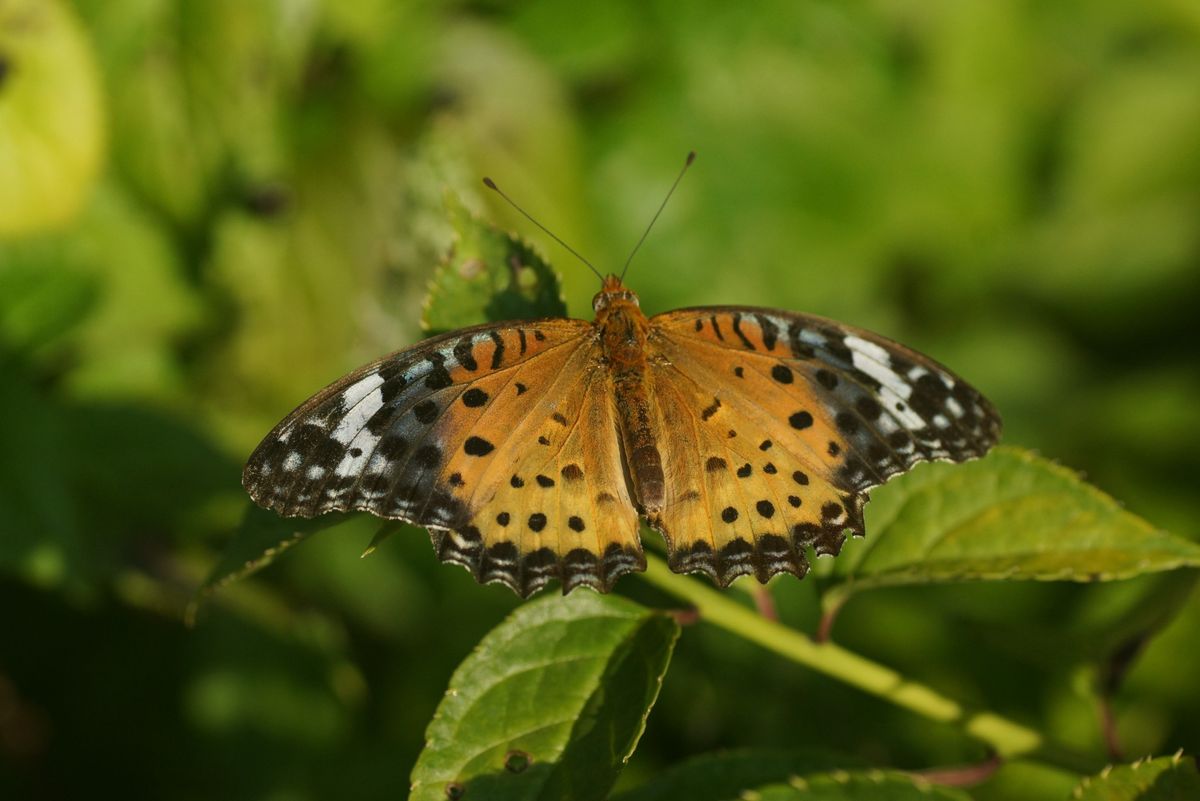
[0,0,105,235]
[749,770,971,801]
[421,191,568,335]
[1072,754,1200,801]
[408,592,678,801]
[825,447,1200,597]
[611,749,863,801]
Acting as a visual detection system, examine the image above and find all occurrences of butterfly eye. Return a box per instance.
[592,292,609,312]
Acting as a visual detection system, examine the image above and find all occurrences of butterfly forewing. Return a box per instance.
[646,306,1000,583]
[243,319,642,595]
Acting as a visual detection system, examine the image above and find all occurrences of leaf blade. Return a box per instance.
[828,447,1200,593]
[611,749,865,801]
[421,191,568,336]
[1072,754,1200,801]
[409,592,678,801]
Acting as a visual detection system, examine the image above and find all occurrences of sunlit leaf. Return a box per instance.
[408,592,678,801]
[1072,754,1200,801]
[611,750,861,801]
[422,191,567,335]
[824,447,1200,597]
[0,0,105,235]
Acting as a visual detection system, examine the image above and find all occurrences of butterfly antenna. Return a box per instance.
[619,150,695,282]
[481,177,604,282]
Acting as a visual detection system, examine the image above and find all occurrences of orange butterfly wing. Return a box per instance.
[645,307,1001,585]
[243,319,642,596]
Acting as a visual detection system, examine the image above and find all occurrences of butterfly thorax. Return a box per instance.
[592,276,667,516]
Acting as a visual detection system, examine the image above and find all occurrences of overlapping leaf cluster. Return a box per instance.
[2,2,1198,800]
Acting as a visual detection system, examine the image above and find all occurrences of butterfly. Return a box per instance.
[243,157,1001,597]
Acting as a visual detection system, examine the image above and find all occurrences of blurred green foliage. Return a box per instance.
[1,1,1198,799]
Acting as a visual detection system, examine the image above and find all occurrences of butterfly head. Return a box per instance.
[593,274,641,313]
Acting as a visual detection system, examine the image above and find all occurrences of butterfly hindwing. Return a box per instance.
[646,306,1000,584]
[243,319,642,595]
[429,339,643,596]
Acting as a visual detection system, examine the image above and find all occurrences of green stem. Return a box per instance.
[639,556,1100,775]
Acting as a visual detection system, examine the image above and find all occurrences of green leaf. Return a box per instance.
[746,770,971,801]
[190,504,357,620]
[0,0,105,235]
[408,592,679,801]
[611,750,863,801]
[1072,754,1200,801]
[0,255,97,355]
[421,191,568,335]
[824,447,1200,598]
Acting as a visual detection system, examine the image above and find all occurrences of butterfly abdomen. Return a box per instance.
[613,372,666,514]
[597,291,667,516]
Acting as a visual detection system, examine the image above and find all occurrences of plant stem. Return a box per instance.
[638,555,1101,775]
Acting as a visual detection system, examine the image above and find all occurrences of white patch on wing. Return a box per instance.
[306,465,326,480]
[283,451,302,471]
[334,427,382,476]
[845,335,914,401]
[799,329,827,348]
[340,373,385,409]
[331,387,384,445]
[946,397,964,418]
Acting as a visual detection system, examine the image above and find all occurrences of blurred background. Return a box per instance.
[1,1,1198,798]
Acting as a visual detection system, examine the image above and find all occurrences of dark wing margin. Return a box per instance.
[649,305,1001,581]
[242,319,625,596]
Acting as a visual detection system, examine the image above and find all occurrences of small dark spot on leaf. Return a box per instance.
[505,750,531,773]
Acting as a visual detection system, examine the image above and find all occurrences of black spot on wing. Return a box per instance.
[488,330,505,369]
[462,388,489,407]
[464,436,494,456]
[453,338,478,371]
